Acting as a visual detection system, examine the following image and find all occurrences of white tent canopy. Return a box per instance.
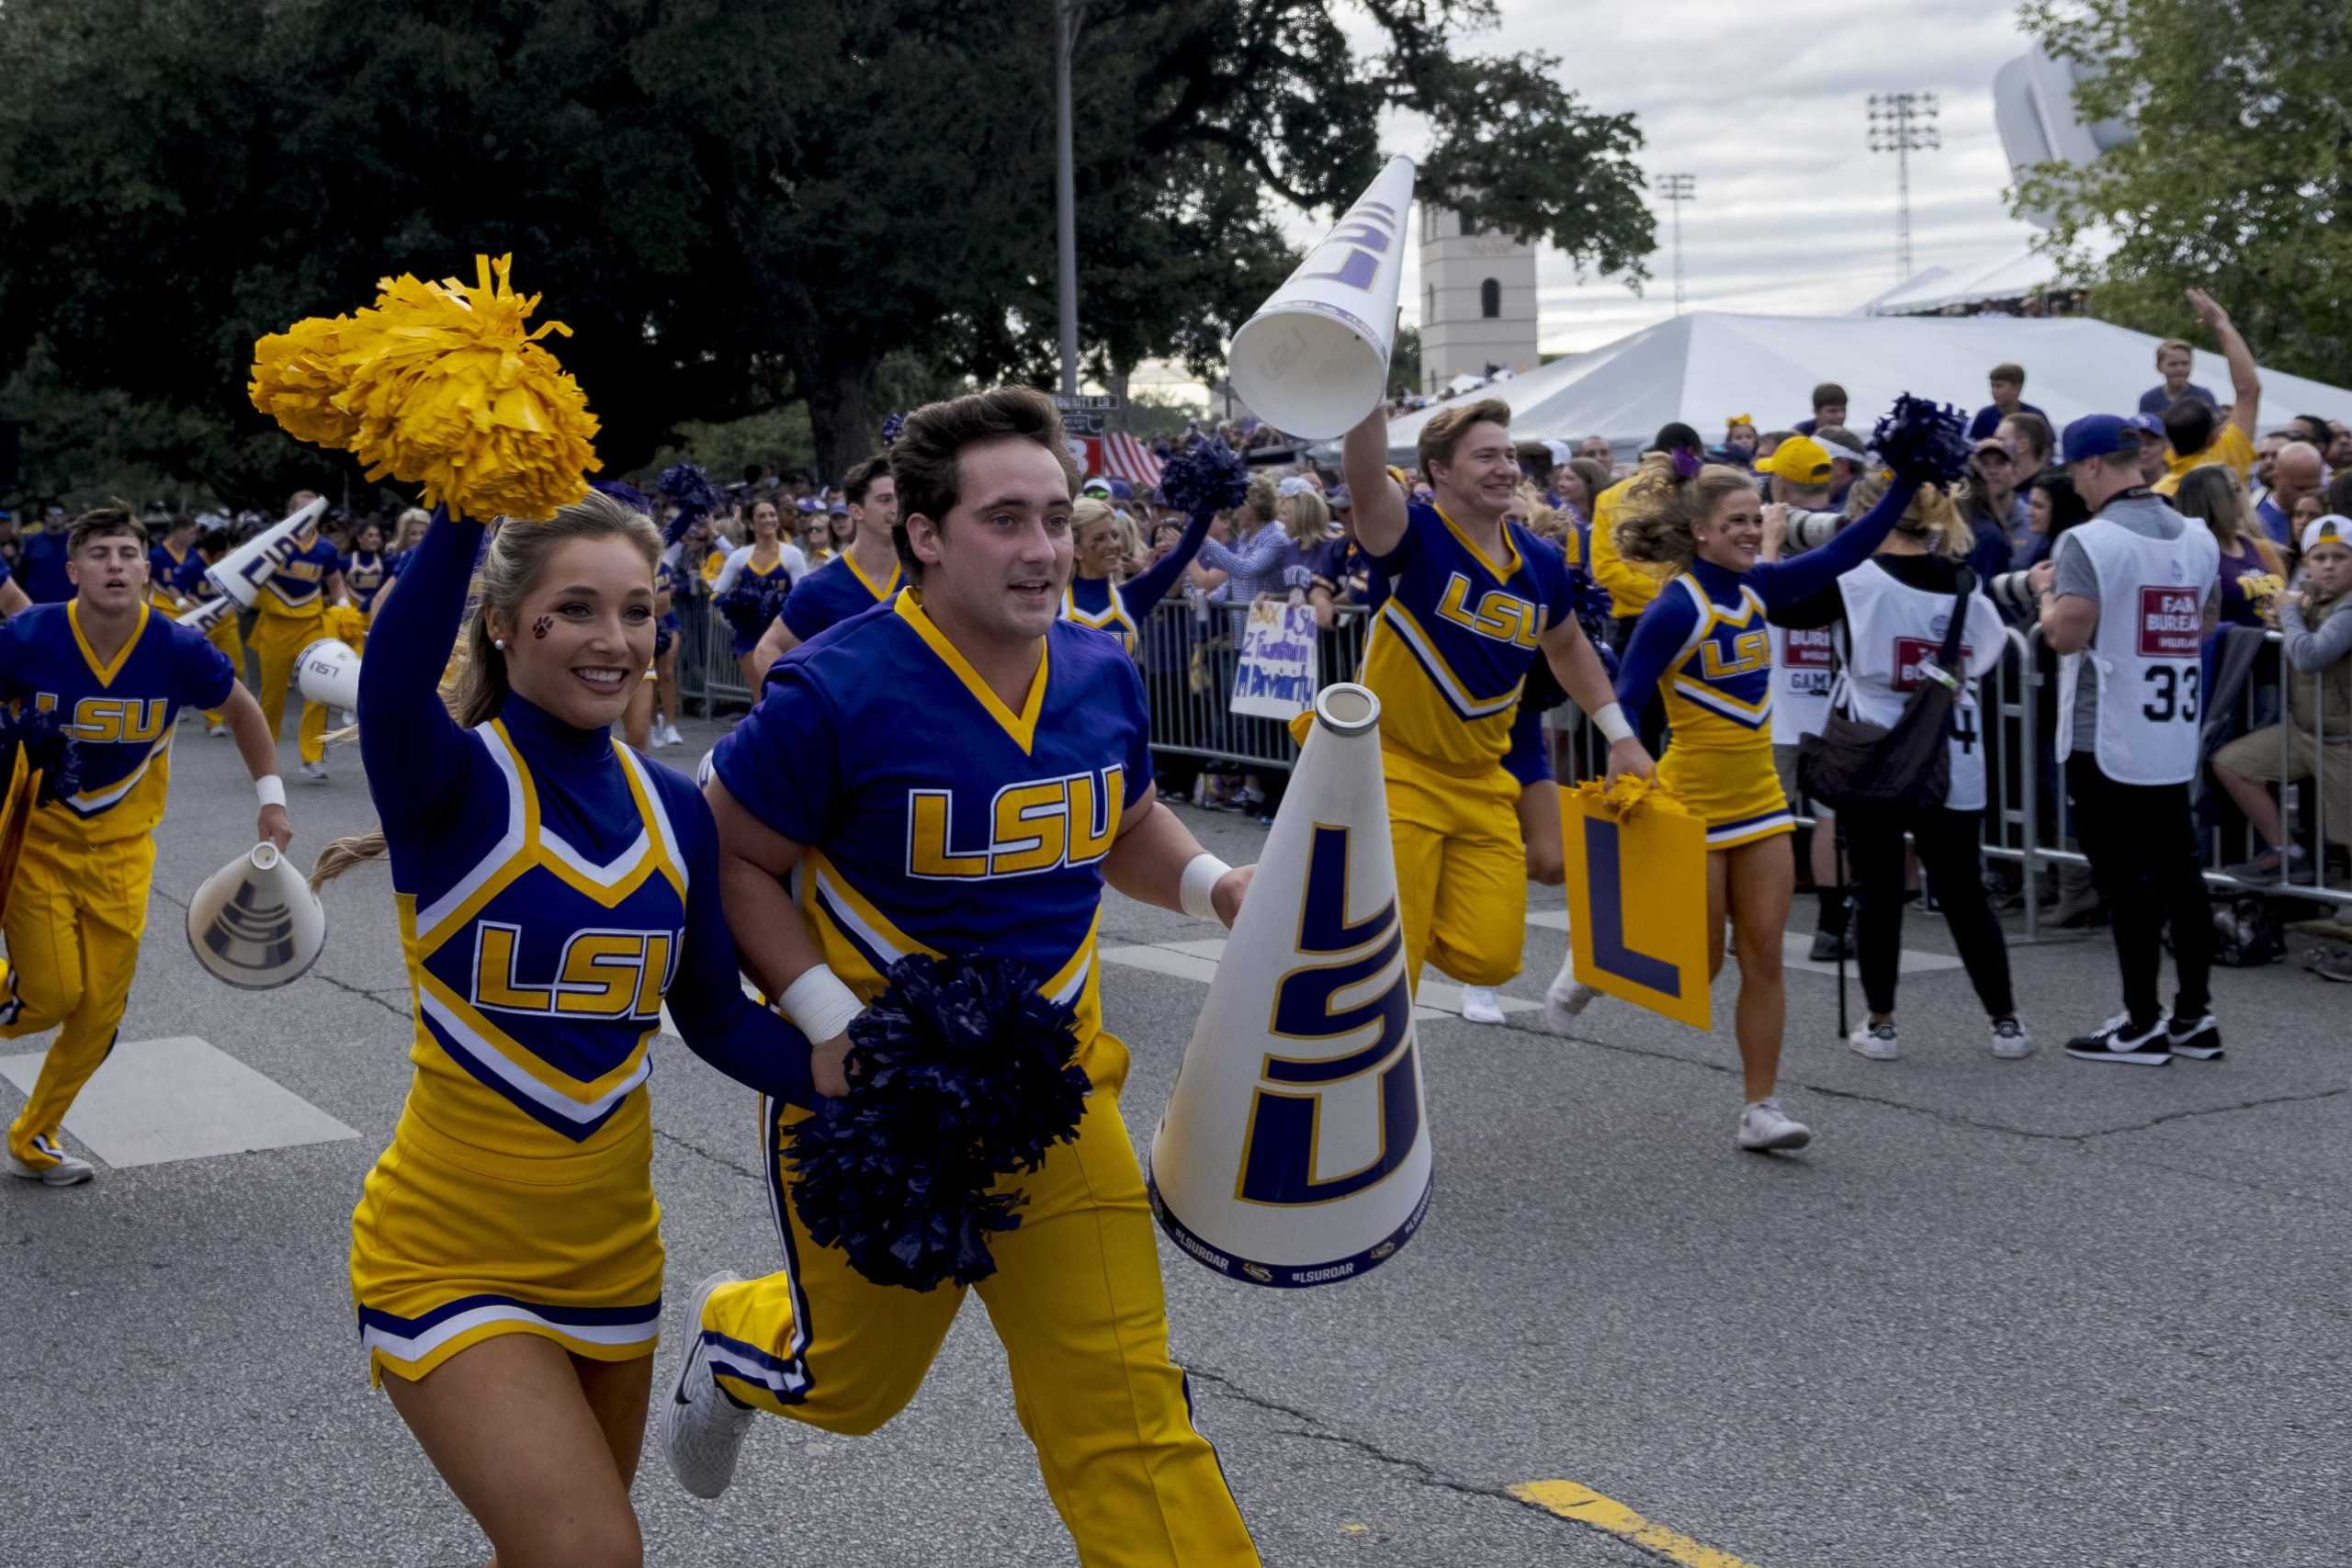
[1860,250,2064,316]
[1385,311,2352,462]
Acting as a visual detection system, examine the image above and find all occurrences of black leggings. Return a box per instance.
[2065,752,2212,1029]
[1841,806,2016,1020]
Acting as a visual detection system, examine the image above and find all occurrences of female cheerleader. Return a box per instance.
[343,520,390,624]
[1611,434,1938,1152]
[322,492,816,1567]
[1062,494,1211,651]
[711,500,807,688]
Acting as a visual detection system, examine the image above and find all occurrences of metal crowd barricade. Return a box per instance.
[725,577,2346,923]
[1140,598,1373,770]
[675,601,754,714]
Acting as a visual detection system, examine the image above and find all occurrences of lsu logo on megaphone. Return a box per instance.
[1231,823,1420,1209]
[222,528,312,598]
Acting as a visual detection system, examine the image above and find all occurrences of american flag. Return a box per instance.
[1099,431,1164,490]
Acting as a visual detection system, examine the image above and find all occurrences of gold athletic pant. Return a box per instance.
[1383,741,1526,991]
[251,612,326,764]
[697,1045,1259,1568]
[2,829,154,1168]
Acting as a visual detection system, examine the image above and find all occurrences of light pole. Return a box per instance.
[1658,173,1696,316]
[1868,91,1940,281]
[1055,0,1086,398]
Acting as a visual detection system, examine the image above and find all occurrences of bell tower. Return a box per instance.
[1417,207,1539,396]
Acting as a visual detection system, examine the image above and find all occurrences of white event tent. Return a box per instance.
[1384,311,2352,463]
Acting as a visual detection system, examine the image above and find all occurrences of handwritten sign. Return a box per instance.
[1231,601,1319,720]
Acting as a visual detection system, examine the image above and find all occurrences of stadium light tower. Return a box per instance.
[1868,91,1940,280]
[1658,173,1696,316]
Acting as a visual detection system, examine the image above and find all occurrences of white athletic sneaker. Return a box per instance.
[205,721,229,738]
[650,726,673,750]
[1458,986,1506,1024]
[299,760,330,784]
[662,1271,756,1500]
[6,1134,94,1187]
[661,720,684,749]
[1542,953,1596,1033]
[1849,1021,1900,1060]
[1989,1017,2033,1059]
[1736,1098,1812,1152]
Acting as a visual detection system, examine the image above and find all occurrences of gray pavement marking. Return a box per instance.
[0,1034,358,1167]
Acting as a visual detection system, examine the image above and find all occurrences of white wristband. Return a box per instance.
[1180,852,1232,922]
[778,964,863,1043]
[254,774,287,809]
[1593,702,1635,744]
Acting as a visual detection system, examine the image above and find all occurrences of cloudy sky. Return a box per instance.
[1387,0,2047,347]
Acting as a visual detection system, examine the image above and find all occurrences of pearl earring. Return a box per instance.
[493,637,507,649]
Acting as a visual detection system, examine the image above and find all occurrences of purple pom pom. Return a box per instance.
[1,705,81,806]
[786,953,1091,1292]
[1158,436,1250,522]
[1870,395,1973,486]
[1564,566,1614,649]
[879,412,908,449]
[588,478,650,513]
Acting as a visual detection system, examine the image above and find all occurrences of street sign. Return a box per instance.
[1052,393,1123,412]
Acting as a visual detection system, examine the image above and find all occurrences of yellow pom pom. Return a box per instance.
[1569,771,1691,823]
[248,254,601,523]
[249,314,363,449]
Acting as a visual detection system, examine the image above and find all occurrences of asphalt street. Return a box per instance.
[3,711,2347,1568]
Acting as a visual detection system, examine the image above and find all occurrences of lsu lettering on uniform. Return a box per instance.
[347,512,810,1385]
[0,602,235,1171]
[1613,479,1918,848]
[250,530,341,764]
[780,550,899,647]
[700,592,1258,1567]
[1356,503,1577,989]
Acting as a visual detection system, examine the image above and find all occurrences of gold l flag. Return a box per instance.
[1560,776,1713,1032]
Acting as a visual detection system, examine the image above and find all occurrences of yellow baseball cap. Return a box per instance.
[1757,435,1835,486]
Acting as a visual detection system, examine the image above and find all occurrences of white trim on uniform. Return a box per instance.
[363,1301,660,1365]
[416,987,652,1126]
[416,728,528,932]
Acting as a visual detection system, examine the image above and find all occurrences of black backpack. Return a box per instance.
[1797,580,1971,813]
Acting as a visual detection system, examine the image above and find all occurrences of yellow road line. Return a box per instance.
[1509,1480,1759,1567]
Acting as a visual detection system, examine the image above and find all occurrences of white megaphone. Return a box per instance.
[296,637,361,710]
[201,496,328,610]
[1227,155,1416,440]
[1148,682,1433,1288]
[187,841,327,989]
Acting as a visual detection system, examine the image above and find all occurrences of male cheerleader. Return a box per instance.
[666,389,1261,1566]
[743,453,900,683]
[1340,397,1647,997]
[249,489,347,783]
[0,507,292,1186]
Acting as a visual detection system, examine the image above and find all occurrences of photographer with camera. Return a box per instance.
[1775,476,2025,1060]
